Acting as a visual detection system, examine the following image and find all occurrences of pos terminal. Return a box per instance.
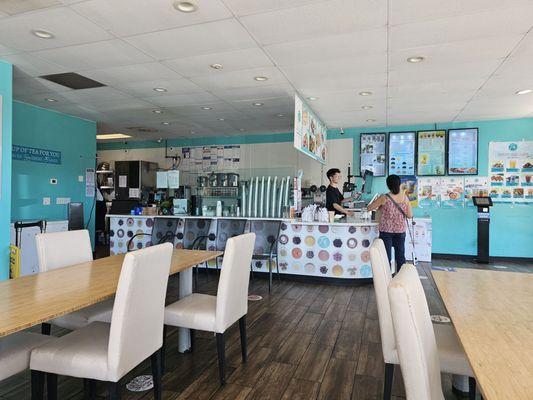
[472,196,493,263]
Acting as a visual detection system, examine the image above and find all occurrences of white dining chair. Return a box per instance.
[35,230,114,333]
[370,239,476,400]
[164,232,256,385]
[30,242,173,400]
[0,332,55,396]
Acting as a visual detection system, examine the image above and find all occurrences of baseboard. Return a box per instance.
[432,253,533,263]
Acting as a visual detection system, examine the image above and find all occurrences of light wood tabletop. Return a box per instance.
[0,249,222,338]
[432,268,533,400]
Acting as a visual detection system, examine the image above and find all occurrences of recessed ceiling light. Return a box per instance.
[254,76,268,81]
[161,122,171,125]
[32,29,54,39]
[96,133,132,140]
[252,102,263,106]
[152,109,163,114]
[516,89,533,95]
[157,138,163,143]
[307,96,318,101]
[153,87,167,92]
[45,98,57,102]
[239,128,245,132]
[366,119,376,123]
[173,1,197,13]
[277,114,284,117]
[407,56,425,63]
[210,63,223,70]
[217,118,225,121]
[190,130,196,134]
[201,106,212,110]
[362,105,373,110]
[359,91,373,96]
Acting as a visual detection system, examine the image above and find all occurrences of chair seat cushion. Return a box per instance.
[0,332,56,382]
[165,293,217,332]
[51,298,114,330]
[30,322,111,381]
[434,323,474,377]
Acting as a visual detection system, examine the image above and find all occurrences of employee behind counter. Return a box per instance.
[325,168,355,216]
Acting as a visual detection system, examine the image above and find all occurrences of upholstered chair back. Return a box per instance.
[36,230,93,272]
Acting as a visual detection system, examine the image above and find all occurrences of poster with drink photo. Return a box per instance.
[417,177,442,208]
[464,177,489,207]
[440,177,465,208]
[488,141,533,203]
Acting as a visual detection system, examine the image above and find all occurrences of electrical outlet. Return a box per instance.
[43,197,51,205]
[50,178,58,184]
[56,197,71,205]
[78,175,83,182]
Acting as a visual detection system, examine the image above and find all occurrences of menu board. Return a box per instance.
[440,177,465,208]
[360,133,386,176]
[417,130,446,176]
[488,141,533,203]
[448,128,478,175]
[293,94,327,164]
[388,131,416,176]
[464,177,489,207]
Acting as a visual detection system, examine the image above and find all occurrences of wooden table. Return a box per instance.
[0,249,221,350]
[432,268,533,400]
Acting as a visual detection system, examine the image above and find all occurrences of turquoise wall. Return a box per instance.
[11,101,97,246]
[0,61,13,280]
[98,117,533,258]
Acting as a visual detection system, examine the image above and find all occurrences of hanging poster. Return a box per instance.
[417,130,446,176]
[293,94,327,164]
[464,177,489,207]
[360,133,386,176]
[488,141,533,203]
[417,177,441,208]
[440,177,465,208]
[447,128,478,175]
[400,175,418,207]
[388,131,416,176]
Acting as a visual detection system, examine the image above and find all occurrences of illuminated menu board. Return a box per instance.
[360,133,386,176]
[447,128,478,175]
[388,131,416,176]
[293,94,327,164]
[417,130,446,176]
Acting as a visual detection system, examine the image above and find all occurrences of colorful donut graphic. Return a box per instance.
[319,265,328,274]
[348,226,357,234]
[127,231,134,238]
[333,238,343,248]
[318,225,329,233]
[279,234,289,245]
[361,250,371,263]
[109,230,115,237]
[361,226,371,235]
[135,229,144,236]
[117,229,125,238]
[117,241,124,248]
[347,267,357,276]
[318,236,330,248]
[279,262,288,271]
[293,236,302,245]
[118,219,124,226]
[348,252,357,261]
[360,264,372,278]
[292,248,303,259]
[292,263,301,271]
[175,243,184,249]
[333,252,342,262]
[362,239,371,248]
[306,250,314,259]
[292,224,302,232]
[176,232,184,240]
[306,225,314,232]
[145,218,153,228]
[347,238,358,249]
[136,242,143,250]
[305,236,316,247]
[137,219,143,227]
[304,263,315,273]
[281,223,288,231]
[332,265,343,276]
[279,249,288,258]
[318,250,329,261]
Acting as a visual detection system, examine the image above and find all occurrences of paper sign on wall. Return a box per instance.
[167,170,180,189]
[85,168,95,197]
[118,175,127,188]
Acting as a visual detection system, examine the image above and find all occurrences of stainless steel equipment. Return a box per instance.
[227,173,239,187]
[216,173,228,187]
[208,173,217,187]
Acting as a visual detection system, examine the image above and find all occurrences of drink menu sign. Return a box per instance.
[293,94,327,164]
[417,130,446,176]
[448,128,478,175]
[489,141,533,203]
[360,133,386,176]
[389,131,416,176]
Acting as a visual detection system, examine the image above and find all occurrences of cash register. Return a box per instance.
[472,196,493,263]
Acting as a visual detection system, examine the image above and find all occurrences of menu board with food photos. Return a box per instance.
[417,177,442,208]
[464,177,489,207]
[440,177,465,208]
[389,131,416,176]
[360,133,386,176]
[448,128,478,175]
[293,94,327,164]
[489,141,533,203]
[417,130,446,176]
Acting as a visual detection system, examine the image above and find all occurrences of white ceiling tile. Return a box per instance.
[2,52,67,78]
[223,0,326,16]
[0,7,112,52]
[240,0,387,45]
[0,42,18,56]
[211,84,295,102]
[83,62,182,86]
[14,91,70,105]
[71,0,232,36]
[31,39,154,70]
[110,78,203,97]
[124,19,257,60]
[162,47,274,78]
[190,66,288,91]
[142,92,220,107]
[0,0,60,15]
[13,76,72,96]
[265,28,386,66]
[390,6,533,50]
[60,87,132,105]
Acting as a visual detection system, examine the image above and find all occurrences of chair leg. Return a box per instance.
[275,255,281,281]
[190,329,195,352]
[250,262,255,281]
[151,349,162,400]
[468,377,477,400]
[204,261,209,279]
[268,256,273,293]
[239,315,247,363]
[47,373,58,400]
[161,325,167,375]
[108,381,121,400]
[30,370,45,400]
[383,363,394,400]
[216,333,226,385]
[83,379,97,400]
[41,322,51,335]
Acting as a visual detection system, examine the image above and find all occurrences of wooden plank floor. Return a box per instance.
[1,257,530,400]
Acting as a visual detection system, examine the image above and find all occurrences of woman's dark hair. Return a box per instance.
[326,168,341,181]
[386,174,401,195]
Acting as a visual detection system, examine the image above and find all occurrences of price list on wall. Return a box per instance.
[448,128,478,175]
[388,131,416,176]
[417,130,446,176]
[360,133,386,176]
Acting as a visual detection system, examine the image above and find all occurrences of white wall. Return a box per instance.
[97,137,354,187]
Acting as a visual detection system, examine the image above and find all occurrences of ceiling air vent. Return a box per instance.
[126,127,159,133]
[40,72,106,90]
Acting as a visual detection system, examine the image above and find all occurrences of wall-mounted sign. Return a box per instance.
[447,128,478,175]
[417,130,446,176]
[293,94,327,164]
[388,131,416,176]
[360,133,386,176]
[12,145,61,165]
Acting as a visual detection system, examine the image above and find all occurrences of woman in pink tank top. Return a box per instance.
[367,175,413,271]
